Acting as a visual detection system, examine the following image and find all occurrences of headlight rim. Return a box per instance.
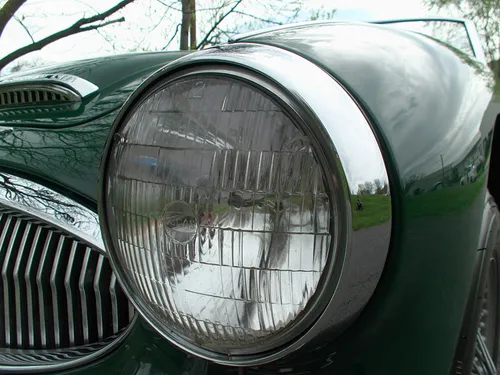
[98,43,391,366]
[99,65,349,362]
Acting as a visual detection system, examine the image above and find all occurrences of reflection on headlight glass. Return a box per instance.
[106,76,332,353]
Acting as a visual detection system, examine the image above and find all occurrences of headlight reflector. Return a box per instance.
[105,74,335,355]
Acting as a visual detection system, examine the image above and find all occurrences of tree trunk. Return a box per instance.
[189,0,196,50]
[180,0,190,50]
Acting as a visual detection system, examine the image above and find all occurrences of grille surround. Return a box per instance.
[0,328,135,374]
[0,84,80,108]
[0,173,135,372]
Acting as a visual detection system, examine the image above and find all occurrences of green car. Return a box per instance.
[0,17,499,375]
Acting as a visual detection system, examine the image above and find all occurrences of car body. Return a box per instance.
[0,18,499,375]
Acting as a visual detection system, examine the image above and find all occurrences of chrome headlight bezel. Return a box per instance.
[98,43,392,366]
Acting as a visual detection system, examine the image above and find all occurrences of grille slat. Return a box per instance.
[13,222,32,347]
[36,231,53,349]
[50,236,65,348]
[79,248,91,345]
[2,218,21,346]
[65,242,78,347]
[109,274,119,334]
[94,257,104,341]
[25,226,42,348]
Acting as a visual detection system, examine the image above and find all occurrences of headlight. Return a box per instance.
[99,44,392,365]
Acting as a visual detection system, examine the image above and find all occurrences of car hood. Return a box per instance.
[0,51,191,128]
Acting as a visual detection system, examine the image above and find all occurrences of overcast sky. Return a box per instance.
[0,0,444,71]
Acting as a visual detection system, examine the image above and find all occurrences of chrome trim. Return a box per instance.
[464,19,487,63]
[50,236,65,348]
[99,43,392,365]
[2,218,20,346]
[230,17,473,41]
[0,74,98,99]
[0,315,137,374]
[0,214,10,344]
[0,206,137,372]
[79,248,92,345]
[474,331,498,374]
[109,274,119,334]
[372,18,487,63]
[128,302,134,323]
[0,214,10,249]
[94,256,104,341]
[64,241,78,347]
[25,226,42,348]
[0,173,103,253]
[0,84,80,107]
[36,231,53,349]
[13,222,32,347]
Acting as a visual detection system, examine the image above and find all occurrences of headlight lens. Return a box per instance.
[105,74,335,355]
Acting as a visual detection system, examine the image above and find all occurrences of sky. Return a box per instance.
[0,0,443,72]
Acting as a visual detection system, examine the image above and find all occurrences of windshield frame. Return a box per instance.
[372,18,486,63]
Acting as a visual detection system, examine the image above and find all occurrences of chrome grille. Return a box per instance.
[0,208,134,351]
[0,89,73,107]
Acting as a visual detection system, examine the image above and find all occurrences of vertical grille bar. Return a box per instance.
[94,256,104,341]
[129,302,134,322]
[0,214,11,249]
[36,231,53,348]
[64,241,78,346]
[50,236,65,348]
[109,274,119,334]
[2,218,21,346]
[13,222,32,347]
[79,248,92,344]
[25,226,42,348]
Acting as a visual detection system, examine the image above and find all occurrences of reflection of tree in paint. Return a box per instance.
[0,173,99,232]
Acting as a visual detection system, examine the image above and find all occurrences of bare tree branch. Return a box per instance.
[197,0,243,49]
[0,0,26,39]
[232,10,282,25]
[73,0,135,26]
[134,4,172,49]
[0,0,136,71]
[13,14,34,43]
[162,23,181,50]
[156,0,182,12]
